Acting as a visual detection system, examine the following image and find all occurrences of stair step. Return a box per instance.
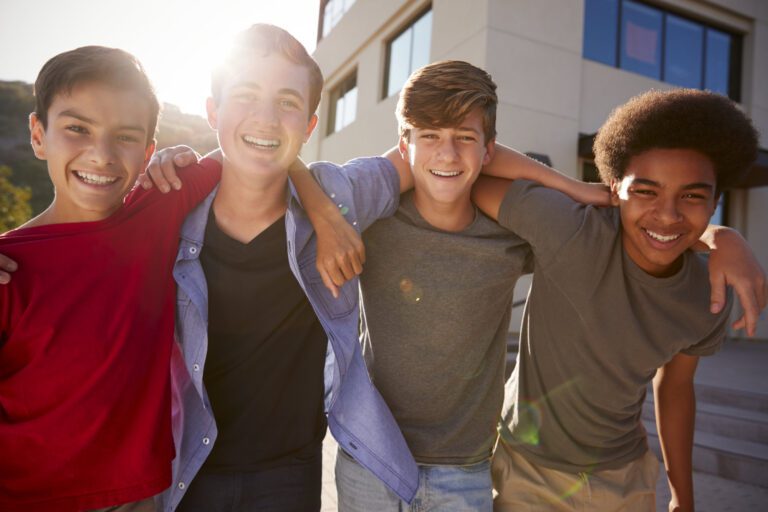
[642,399,768,445]
[644,420,768,488]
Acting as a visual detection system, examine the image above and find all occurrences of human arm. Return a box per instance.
[382,145,414,193]
[695,225,767,336]
[288,158,365,298]
[0,253,17,284]
[138,145,202,192]
[653,352,700,512]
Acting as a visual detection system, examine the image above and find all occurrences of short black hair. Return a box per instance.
[34,46,160,145]
[594,89,758,192]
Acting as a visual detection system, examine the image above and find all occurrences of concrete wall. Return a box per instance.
[310,0,768,339]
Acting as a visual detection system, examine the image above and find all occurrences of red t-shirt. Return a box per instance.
[0,159,221,511]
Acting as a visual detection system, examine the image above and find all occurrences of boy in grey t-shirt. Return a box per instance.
[474,89,760,512]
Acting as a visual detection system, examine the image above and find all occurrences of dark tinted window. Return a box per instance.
[620,0,662,80]
[705,29,731,96]
[384,10,433,98]
[665,15,704,88]
[583,0,619,66]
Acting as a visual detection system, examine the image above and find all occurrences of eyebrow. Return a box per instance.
[232,82,306,103]
[58,109,146,134]
[631,178,714,192]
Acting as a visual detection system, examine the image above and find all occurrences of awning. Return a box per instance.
[577,133,768,188]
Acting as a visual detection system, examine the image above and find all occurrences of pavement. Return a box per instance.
[318,340,768,511]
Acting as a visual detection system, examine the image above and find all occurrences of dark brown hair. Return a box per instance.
[396,60,497,142]
[211,24,324,118]
[33,46,160,145]
[594,89,758,192]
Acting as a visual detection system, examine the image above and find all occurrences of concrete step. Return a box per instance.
[642,398,768,445]
[644,419,768,488]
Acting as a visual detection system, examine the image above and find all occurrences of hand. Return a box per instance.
[0,253,18,284]
[707,229,767,336]
[314,216,366,298]
[137,145,200,192]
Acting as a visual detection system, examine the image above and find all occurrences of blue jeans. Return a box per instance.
[175,451,321,512]
[336,447,492,512]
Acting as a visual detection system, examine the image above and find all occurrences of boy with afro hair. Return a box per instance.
[473,88,760,512]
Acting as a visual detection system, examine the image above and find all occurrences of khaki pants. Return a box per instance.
[86,497,156,512]
[492,441,659,512]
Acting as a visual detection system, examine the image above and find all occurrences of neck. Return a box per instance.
[22,201,116,228]
[411,189,475,232]
[212,160,289,243]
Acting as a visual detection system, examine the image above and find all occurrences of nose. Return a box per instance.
[249,100,279,128]
[88,136,117,167]
[436,138,459,163]
[654,196,683,224]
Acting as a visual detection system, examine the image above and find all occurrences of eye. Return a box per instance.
[457,135,477,142]
[65,124,88,134]
[420,133,438,140]
[682,192,707,201]
[630,187,655,197]
[117,134,141,143]
[279,99,300,109]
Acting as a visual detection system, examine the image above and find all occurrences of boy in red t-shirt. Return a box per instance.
[0,46,221,511]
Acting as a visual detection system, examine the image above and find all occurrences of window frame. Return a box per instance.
[382,6,433,100]
[327,70,358,136]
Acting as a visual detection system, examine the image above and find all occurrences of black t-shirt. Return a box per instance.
[199,210,327,472]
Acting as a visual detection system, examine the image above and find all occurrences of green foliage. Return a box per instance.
[0,165,32,232]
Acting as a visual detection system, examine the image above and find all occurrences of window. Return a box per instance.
[321,0,357,38]
[383,9,432,98]
[583,0,740,99]
[327,72,358,135]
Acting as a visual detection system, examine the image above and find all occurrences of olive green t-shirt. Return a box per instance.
[361,191,532,464]
[497,180,731,473]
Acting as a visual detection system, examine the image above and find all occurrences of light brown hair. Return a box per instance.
[211,24,324,118]
[396,60,497,142]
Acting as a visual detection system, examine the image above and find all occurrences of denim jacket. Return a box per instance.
[158,157,418,511]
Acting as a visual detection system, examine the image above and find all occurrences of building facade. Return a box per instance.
[305,0,768,339]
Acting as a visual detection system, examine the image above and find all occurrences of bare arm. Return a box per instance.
[654,352,699,512]
[695,225,767,336]
[382,146,414,193]
[288,158,365,298]
[483,143,610,205]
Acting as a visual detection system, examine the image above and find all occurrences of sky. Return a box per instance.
[0,0,319,117]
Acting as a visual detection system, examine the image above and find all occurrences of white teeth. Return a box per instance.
[644,229,681,243]
[430,169,462,177]
[243,135,280,148]
[74,171,118,185]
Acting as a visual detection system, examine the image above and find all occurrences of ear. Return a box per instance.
[398,135,410,162]
[304,114,318,143]
[609,178,621,206]
[143,140,157,169]
[483,137,496,166]
[29,113,47,160]
[206,97,219,130]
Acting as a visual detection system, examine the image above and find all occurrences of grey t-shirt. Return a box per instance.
[361,191,532,464]
[497,180,731,473]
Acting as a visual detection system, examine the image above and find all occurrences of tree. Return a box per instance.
[0,165,32,232]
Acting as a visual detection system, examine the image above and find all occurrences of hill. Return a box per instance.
[0,80,218,215]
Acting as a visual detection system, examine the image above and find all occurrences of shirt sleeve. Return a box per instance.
[309,157,400,232]
[123,158,222,216]
[497,179,608,269]
[681,291,732,357]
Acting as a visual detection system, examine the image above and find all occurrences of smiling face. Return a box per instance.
[207,53,318,183]
[611,148,717,277]
[29,81,154,223]
[401,108,494,213]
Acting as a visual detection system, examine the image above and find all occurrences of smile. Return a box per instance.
[242,135,280,149]
[429,169,462,177]
[643,228,682,243]
[73,170,119,186]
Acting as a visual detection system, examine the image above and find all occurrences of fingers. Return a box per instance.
[734,285,759,337]
[145,145,196,193]
[317,264,340,299]
[709,271,726,314]
[0,254,18,284]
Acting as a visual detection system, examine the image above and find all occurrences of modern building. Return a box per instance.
[305,0,768,340]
